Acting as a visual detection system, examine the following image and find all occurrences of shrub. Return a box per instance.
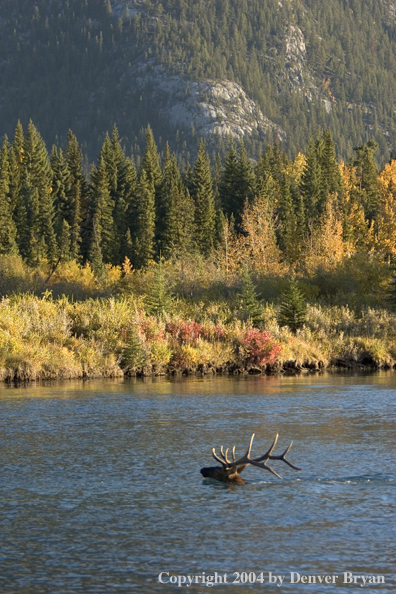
[239,328,282,366]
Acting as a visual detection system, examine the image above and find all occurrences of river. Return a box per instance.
[0,373,395,593]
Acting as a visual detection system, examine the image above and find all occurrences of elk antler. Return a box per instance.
[201,433,302,484]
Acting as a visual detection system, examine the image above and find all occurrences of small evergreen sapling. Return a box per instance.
[145,259,173,317]
[238,268,263,326]
[123,328,148,370]
[278,279,307,333]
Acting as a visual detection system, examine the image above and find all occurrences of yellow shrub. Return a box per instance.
[149,341,172,366]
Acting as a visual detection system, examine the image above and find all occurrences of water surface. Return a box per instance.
[0,373,395,593]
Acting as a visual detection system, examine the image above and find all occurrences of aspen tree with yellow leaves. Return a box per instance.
[238,195,283,275]
[375,160,396,263]
[304,194,351,274]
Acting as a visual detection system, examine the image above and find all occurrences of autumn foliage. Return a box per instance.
[239,328,282,366]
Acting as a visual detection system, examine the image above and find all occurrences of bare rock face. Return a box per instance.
[282,25,312,91]
[282,24,332,113]
[131,63,284,141]
[285,24,307,63]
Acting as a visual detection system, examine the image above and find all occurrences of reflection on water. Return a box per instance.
[0,373,395,593]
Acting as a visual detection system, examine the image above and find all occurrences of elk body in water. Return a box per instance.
[200,433,301,484]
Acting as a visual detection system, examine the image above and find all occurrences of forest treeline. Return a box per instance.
[2,120,396,380]
[1,120,396,288]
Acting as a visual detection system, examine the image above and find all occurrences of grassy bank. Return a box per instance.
[0,254,395,381]
[1,290,395,382]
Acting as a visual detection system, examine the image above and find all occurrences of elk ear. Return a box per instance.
[237,465,247,474]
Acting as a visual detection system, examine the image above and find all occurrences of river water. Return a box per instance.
[0,373,395,593]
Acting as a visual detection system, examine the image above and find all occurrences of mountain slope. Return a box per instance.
[1,0,396,162]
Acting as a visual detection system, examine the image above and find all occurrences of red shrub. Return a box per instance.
[177,320,202,343]
[240,328,282,366]
[165,322,179,339]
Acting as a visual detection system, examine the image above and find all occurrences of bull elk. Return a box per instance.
[200,433,301,484]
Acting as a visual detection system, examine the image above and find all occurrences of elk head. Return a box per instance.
[200,433,301,484]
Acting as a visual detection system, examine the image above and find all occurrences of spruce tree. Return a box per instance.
[354,141,380,223]
[88,157,118,265]
[219,140,239,221]
[12,121,24,169]
[123,328,148,370]
[238,268,263,326]
[140,125,162,190]
[171,187,195,258]
[156,142,173,253]
[133,168,155,269]
[278,279,307,333]
[57,219,72,263]
[88,214,104,277]
[65,129,86,257]
[191,140,215,256]
[0,138,18,255]
[51,146,73,259]
[300,137,322,225]
[237,140,256,206]
[278,173,297,263]
[320,129,342,199]
[145,259,173,317]
[118,157,137,262]
[13,169,30,260]
[9,122,24,220]
[101,126,137,263]
[159,152,195,258]
[23,121,57,264]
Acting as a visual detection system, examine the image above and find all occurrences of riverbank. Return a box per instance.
[0,293,395,382]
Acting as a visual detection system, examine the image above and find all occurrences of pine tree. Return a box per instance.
[278,279,307,333]
[191,140,215,256]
